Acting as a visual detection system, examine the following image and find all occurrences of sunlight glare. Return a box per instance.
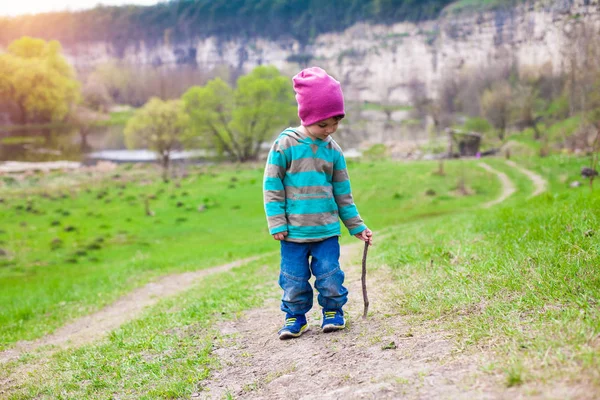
[0,0,161,17]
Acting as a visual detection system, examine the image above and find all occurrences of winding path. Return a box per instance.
[505,160,548,197]
[478,162,517,207]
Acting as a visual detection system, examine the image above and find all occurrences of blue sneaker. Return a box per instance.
[278,314,308,340]
[322,309,345,333]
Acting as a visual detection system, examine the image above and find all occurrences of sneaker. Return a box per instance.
[278,314,308,340]
[321,309,345,333]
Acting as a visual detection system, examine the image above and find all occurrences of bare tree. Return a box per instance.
[481,82,512,141]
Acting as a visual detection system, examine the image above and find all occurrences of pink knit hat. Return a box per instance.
[292,67,345,126]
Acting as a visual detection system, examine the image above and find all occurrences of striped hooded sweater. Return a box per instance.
[263,128,366,242]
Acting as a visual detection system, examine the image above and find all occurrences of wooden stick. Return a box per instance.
[361,241,370,319]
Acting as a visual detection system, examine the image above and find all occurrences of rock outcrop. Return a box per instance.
[57,0,599,104]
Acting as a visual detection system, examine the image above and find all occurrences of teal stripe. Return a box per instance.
[283,146,339,162]
[265,201,285,217]
[288,222,341,239]
[270,224,288,235]
[349,224,366,236]
[339,204,358,221]
[267,150,286,167]
[264,177,284,191]
[333,180,351,194]
[287,198,337,214]
[284,171,331,188]
[334,156,347,169]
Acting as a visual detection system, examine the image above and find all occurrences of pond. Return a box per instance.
[0,125,210,164]
[0,125,126,163]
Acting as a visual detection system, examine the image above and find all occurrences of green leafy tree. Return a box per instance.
[0,37,80,123]
[183,66,296,162]
[124,98,190,182]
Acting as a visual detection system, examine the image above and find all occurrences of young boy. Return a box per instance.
[263,67,373,340]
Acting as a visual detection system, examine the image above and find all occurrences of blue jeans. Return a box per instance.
[279,236,348,316]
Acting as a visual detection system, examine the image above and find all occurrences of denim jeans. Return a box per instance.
[279,236,348,316]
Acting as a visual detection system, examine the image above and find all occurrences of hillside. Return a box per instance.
[0,0,458,47]
[1,0,594,106]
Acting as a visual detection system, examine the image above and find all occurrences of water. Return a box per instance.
[0,127,84,162]
[0,110,430,164]
[86,149,212,164]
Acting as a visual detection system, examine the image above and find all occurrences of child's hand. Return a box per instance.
[273,231,288,241]
[355,228,373,245]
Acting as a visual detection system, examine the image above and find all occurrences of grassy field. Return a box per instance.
[0,159,497,349]
[377,156,600,385]
[1,154,599,398]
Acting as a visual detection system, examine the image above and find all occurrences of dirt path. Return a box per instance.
[0,256,262,364]
[195,244,592,400]
[196,244,499,399]
[504,160,547,197]
[478,162,516,208]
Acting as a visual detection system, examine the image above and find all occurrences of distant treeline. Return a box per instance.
[0,0,455,48]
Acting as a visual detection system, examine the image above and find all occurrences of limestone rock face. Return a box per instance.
[58,0,598,103]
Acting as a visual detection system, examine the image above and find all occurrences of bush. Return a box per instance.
[543,95,570,122]
[463,117,492,134]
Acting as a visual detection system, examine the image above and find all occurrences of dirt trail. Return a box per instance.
[504,160,548,197]
[197,243,495,399]
[0,256,261,364]
[478,162,516,208]
[196,244,591,400]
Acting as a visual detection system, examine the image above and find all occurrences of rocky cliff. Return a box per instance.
[60,0,599,106]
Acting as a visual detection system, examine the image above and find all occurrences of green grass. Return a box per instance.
[1,254,279,399]
[2,155,599,396]
[504,115,584,155]
[0,136,46,145]
[0,164,273,348]
[0,159,498,349]
[92,110,135,127]
[375,155,600,383]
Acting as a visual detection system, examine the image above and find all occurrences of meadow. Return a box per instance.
[1,154,599,398]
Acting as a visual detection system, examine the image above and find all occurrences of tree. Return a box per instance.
[124,98,190,182]
[0,37,80,124]
[183,65,296,162]
[81,78,113,112]
[481,82,512,141]
[511,84,543,139]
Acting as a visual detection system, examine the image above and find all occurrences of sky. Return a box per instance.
[0,0,163,17]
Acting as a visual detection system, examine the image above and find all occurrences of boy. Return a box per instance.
[263,67,373,340]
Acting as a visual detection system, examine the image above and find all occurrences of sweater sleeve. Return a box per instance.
[263,140,288,235]
[332,151,366,236]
